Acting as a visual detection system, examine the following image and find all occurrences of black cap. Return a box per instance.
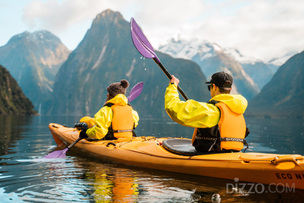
[206,72,233,88]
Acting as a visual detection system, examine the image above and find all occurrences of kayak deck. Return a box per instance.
[48,123,304,190]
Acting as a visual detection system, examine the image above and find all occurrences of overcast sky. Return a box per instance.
[0,0,303,62]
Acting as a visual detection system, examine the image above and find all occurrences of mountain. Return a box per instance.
[268,51,298,67]
[158,38,260,100]
[49,9,209,117]
[247,51,304,118]
[0,30,70,113]
[223,48,277,89]
[0,65,36,115]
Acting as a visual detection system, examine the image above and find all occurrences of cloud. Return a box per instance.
[137,0,304,61]
[223,0,304,60]
[21,0,304,61]
[22,0,137,49]
[23,0,101,31]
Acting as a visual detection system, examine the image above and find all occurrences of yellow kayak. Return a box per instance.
[49,123,304,190]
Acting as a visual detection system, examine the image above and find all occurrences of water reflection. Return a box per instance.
[75,159,228,202]
[0,116,33,156]
[73,158,304,202]
[245,117,304,154]
[81,162,140,202]
[0,115,303,202]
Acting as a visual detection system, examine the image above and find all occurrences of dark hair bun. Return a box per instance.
[120,79,129,88]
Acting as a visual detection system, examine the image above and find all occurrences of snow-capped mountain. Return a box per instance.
[268,51,297,67]
[223,47,277,89]
[158,38,218,61]
[158,38,260,100]
[223,48,261,65]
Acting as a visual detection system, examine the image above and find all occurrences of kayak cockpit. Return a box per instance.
[162,139,199,156]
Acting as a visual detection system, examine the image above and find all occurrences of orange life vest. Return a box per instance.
[104,103,135,142]
[216,102,247,151]
[192,100,249,152]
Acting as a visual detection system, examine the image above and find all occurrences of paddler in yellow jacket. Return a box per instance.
[79,79,139,142]
[165,72,249,153]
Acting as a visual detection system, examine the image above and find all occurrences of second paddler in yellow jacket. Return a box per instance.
[165,72,250,153]
[79,79,139,142]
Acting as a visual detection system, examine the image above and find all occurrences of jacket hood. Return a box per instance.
[106,94,128,105]
[210,94,248,114]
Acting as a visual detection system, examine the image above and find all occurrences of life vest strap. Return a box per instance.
[195,137,217,141]
[220,137,244,142]
[196,137,249,152]
[221,137,249,152]
[113,129,134,133]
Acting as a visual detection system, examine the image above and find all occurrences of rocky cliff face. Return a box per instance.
[0,30,70,113]
[50,9,209,116]
[0,65,36,115]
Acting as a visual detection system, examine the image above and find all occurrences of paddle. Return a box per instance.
[127,82,144,102]
[44,137,82,159]
[130,18,189,100]
[44,82,144,159]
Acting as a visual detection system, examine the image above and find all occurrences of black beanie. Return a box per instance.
[107,79,129,97]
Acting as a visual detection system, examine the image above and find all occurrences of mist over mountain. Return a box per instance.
[223,48,277,89]
[0,30,70,112]
[247,51,304,118]
[0,65,36,115]
[268,51,298,67]
[49,10,209,117]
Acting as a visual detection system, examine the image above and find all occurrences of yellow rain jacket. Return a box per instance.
[165,83,247,127]
[86,94,139,140]
[165,83,248,151]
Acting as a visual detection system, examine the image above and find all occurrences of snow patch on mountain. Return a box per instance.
[158,38,218,60]
[268,51,297,66]
[223,48,260,65]
[159,38,262,65]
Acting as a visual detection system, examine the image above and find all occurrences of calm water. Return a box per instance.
[0,115,304,202]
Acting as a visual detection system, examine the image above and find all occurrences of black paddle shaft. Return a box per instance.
[153,58,189,100]
[67,137,83,150]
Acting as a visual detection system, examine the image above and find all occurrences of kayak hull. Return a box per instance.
[49,123,304,190]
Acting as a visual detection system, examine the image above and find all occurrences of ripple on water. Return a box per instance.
[0,156,95,202]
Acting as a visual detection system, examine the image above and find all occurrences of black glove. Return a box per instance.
[74,122,88,130]
[79,129,88,139]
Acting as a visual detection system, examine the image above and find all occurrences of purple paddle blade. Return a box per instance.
[130,18,189,101]
[128,82,144,102]
[130,18,161,63]
[44,148,68,159]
